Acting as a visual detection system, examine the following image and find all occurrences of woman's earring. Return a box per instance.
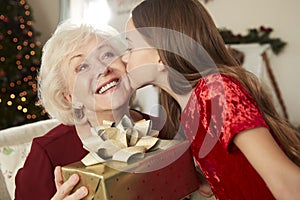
[72,103,87,124]
[74,107,84,120]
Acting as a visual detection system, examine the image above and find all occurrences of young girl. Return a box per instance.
[121,0,300,199]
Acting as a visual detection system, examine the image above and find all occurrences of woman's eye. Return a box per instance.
[76,64,89,72]
[101,51,115,61]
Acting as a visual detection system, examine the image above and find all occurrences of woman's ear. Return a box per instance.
[63,92,72,104]
[63,91,83,109]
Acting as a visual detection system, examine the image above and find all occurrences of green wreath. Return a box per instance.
[219,26,287,55]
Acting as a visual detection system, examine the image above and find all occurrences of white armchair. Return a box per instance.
[0,119,60,200]
[0,119,215,200]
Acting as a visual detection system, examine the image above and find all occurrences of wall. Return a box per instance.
[27,0,300,126]
[27,0,60,43]
[204,0,300,126]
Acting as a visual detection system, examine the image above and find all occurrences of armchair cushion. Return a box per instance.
[0,119,60,199]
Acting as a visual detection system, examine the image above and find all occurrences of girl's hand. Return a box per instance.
[51,166,88,200]
[197,173,214,198]
[197,181,214,198]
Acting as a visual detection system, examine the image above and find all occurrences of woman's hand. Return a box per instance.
[51,166,88,200]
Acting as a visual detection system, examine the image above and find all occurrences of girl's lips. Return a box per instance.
[96,78,120,94]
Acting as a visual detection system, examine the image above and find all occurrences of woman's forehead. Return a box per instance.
[67,38,102,59]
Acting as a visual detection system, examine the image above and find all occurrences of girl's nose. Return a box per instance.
[121,51,129,63]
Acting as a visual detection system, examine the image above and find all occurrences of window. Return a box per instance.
[60,0,111,27]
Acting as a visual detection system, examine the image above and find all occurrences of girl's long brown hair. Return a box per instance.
[132,0,300,166]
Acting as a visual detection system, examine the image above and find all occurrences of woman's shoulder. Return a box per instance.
[32,124,77,148]
[30,123,87,165]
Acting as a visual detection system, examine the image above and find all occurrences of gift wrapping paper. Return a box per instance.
[62,140,200,200]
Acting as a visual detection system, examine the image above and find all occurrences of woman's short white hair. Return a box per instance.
[38,20,124,125]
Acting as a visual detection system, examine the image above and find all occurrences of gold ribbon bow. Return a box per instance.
[81,115,161,166]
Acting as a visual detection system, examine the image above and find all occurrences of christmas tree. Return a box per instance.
[0,0,49,130]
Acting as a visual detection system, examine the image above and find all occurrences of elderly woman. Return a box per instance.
[14,21,148,200]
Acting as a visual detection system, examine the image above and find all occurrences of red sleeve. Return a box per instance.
[194,74,269,152]
[15,139,56,200]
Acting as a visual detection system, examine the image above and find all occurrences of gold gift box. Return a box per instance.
[62,141,200,200]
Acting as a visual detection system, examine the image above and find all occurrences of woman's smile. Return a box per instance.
[96,78,120,94]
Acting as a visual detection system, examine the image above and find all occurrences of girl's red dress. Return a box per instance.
[181,74,276,200]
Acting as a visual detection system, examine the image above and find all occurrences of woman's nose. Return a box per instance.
[102,66,112,76]
[96,66,112,79]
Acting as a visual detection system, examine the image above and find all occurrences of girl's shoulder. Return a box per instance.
[196,73,241,88]
[194,73,246,98]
